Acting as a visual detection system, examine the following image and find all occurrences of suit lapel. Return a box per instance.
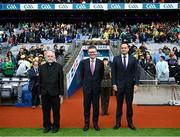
[119,55,125,70]
[88,58,90,73]
[94,59,98,75]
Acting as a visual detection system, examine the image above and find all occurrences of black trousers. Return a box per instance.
[101,87,111,114]
[116,86,134,124]
[32,86,40,106]
[41,95,60,129]
[83,86,100,126]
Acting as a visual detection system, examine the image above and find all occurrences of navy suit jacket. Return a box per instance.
[81,58,104,89]
[112,54,139,90]
[28,68,38,91]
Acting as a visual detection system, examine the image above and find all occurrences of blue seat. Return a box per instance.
[15,83,32,107]
[22,92,32,106]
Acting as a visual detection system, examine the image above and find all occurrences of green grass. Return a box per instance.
[0,128,180,136]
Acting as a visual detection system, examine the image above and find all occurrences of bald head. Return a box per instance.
[46,50,56,63]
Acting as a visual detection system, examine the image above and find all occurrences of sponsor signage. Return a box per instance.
[0,3,179,10]
[143,3,160,9]
[38,4,54,10]
[108,3,124,10]
[73,4,89,10]
[66,48,83,90]
[3,4,20,10]
[125,3,142,9]
[83,45,109,50]
[90,4,107,10]
[55,4,72,10]
[20,4,38,10]
[160,3,178,9]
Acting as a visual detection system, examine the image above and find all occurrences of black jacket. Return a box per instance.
[112,55,139,89]
[39,62,64,96]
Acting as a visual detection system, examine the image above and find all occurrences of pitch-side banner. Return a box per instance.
[0,3,179,10]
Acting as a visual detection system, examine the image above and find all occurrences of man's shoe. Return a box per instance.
[128,123,136,130]
[52,128,59,133]
[94,125,100,131]
[43,128,51,133]
[83,125,89,131]
[113,123,121,130]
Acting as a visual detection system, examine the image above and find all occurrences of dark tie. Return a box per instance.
[90,59,94,75]
[123,55,126,69]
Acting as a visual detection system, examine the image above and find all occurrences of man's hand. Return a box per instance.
[59,95,63,104]
[134,85,138,93]
[113,85,117,92]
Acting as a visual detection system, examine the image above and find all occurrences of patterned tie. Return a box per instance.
[123,55,126,69]
[90,59,94,75]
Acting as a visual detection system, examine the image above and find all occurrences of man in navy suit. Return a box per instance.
[81,45,104,131]
[112,42,139,130]
[39,50,64,133]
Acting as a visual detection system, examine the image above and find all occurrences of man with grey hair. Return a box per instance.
[39,50,64,133]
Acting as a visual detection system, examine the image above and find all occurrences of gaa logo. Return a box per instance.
[93,4,104,9]
[75,4,86,9]
[110,4,122,9]
[128,4,138,9]
[59,4,68,9]
[41,4,52,10]
[7,4,17,10]
[163,4,174,9]
[145,4,157,9]
[24,4,34,9]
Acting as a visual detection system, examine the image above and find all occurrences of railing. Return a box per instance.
[56,43,83,98]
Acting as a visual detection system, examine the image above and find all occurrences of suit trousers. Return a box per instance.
[116,85,134,124]
[83,87,100,126]
[41,94,60,129]
[31,86,40,106]
[101,87,111,114]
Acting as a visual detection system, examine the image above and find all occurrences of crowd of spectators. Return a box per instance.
[129,42,180,83]
[0,20,180,83]
[0,44,66,77]
[0,21,179,47]
[1,0,178,3]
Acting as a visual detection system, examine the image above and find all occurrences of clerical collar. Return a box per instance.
[48,62,54,66]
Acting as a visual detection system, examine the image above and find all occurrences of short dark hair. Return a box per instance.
[88,45,97,51]
[120,42,129,47]
[160,56,165,60]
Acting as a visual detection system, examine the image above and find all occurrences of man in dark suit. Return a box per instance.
[81,45,104,131]
[39,50,64,133]
[112,42,139,130]
[28,60,40,109]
